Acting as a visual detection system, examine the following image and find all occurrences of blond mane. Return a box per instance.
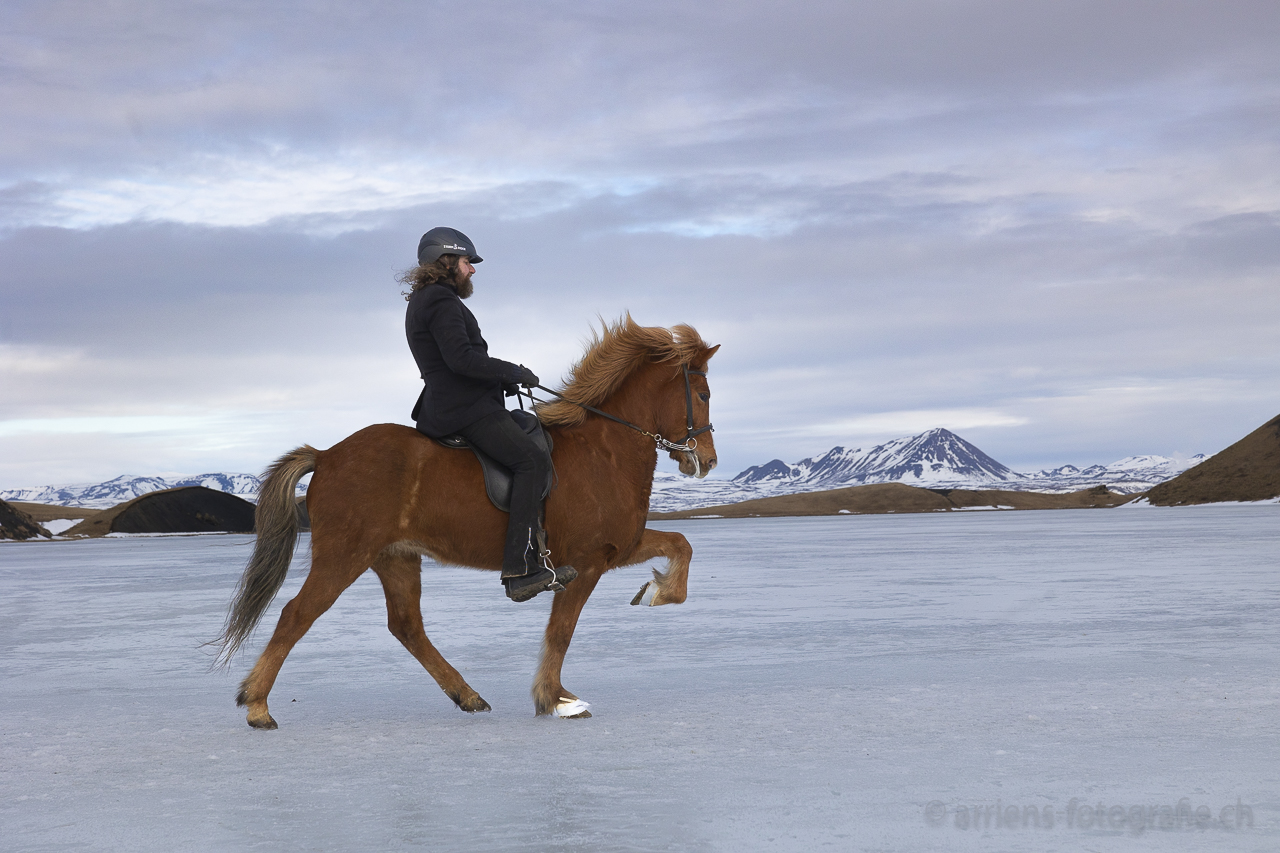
[536,314,711,427]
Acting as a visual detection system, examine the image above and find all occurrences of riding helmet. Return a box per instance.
[417,227,483,266]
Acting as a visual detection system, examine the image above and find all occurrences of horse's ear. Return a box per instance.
[704,344,721,360]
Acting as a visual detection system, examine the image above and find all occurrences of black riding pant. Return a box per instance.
[455,409,551,579]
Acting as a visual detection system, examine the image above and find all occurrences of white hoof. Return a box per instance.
[630,581,659,606]
[553,697,591,718]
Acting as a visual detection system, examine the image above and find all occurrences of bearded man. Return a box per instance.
[403,227,576,602]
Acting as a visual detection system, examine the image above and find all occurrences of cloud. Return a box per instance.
[0,414,214,438]
[803,409,1029,438]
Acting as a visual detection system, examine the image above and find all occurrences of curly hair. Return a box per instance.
[398,255,467,300]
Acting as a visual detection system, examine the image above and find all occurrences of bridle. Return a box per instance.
[524,363,714,455]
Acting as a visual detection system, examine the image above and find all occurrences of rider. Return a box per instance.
[403,227,576,602]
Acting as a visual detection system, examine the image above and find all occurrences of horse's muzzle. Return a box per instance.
[674,448,716,479]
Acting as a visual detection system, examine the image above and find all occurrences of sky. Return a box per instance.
[2,0,1279,489]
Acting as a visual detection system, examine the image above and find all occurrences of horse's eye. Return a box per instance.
[699,392,710,402]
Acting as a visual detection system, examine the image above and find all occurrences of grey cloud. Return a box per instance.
[4,2,1279,178]
[6,169,1276,364]
[0,180,56,228]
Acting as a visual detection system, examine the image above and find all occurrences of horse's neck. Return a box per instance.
[550,364,667,481]
[603,363,665,434]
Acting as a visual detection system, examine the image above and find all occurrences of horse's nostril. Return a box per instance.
[708,457,717,468]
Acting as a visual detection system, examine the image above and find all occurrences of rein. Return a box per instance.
[522,364,713,454]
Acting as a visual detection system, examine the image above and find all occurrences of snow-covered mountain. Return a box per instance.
[0,473,306,509]
[651,427,1018,512]
[731,429,1205,496]
[734,428,1019,490]
[1018,454,1206,494]
[1,475,174,509]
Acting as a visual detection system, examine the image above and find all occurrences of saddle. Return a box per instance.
[434,409,554,513]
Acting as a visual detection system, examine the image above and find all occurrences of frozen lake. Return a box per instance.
[2,507,1278,851]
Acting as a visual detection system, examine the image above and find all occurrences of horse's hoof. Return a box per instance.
[630,582,658,606]
[553,697,592,718]
[247,715,278,730]
[459,694,491,713]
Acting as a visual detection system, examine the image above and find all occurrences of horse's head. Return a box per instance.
[664,343,720,479]
[534,316,721,478]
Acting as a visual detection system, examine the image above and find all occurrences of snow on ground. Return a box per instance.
[2,507,1279,851]
[1121,497,1280,509]
[39,519,80,535]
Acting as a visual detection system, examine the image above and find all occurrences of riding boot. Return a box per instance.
[499,524,543,580]
[452,410,572,601]
[502,524,577,603]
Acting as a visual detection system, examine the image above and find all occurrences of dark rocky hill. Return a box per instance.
[0,499,52,540]
[1145,414,1280,505]
[64,486,255,537]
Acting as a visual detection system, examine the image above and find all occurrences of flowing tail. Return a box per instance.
[208,445,317,669]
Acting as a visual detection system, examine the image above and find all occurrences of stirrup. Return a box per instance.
[504,558,577,602]
[538,547,577,592]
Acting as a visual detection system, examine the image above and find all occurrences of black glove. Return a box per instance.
[516,365,539,388]
[503,383,519,397]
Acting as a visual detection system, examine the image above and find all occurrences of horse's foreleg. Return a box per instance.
[532,567,603,717]
[236,547,365,729]
[372,552,490,713]
[624,527,693,606]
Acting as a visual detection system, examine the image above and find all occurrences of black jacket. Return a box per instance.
[405,284,526,437]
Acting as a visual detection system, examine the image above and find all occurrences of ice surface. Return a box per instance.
[3,507,1279,851]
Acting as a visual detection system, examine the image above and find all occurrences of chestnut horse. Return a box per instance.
[212,316,719,728]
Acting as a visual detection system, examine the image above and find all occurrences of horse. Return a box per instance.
[211,315,719,727]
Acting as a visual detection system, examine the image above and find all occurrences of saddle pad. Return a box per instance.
[433,409,554,513]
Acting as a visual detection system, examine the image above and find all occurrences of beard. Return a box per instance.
[453,270,475,299]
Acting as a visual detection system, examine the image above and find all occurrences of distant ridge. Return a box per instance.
[0,472,298,509]
[1145,414,1280,506]
[650,428,1205,512]
[5,427,1208,515]
[651,483,1132,519]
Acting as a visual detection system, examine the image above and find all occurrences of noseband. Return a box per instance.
[529,364,714,454]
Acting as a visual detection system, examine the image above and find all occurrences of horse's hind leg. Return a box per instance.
[236,547,367,729]
[371,551,490,713]
[533,566,603,717]
[624,527,693,606]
